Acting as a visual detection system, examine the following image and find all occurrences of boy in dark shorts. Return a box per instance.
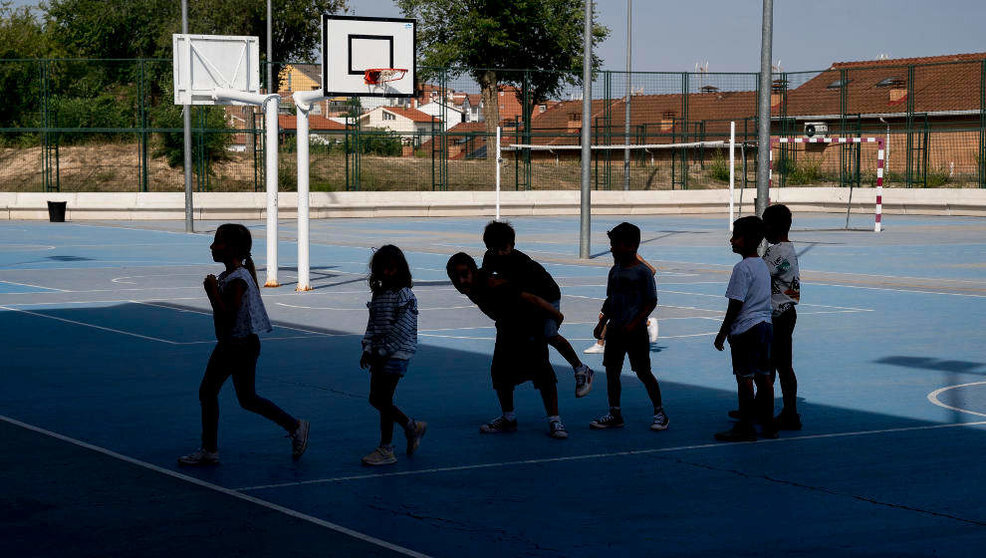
[714,216,775,442]
[762,204,802,430]
[446,252,569,439]
[589,222,669,432]
[481,221,594,398]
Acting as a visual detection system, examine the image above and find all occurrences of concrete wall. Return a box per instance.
[2,188,985,221]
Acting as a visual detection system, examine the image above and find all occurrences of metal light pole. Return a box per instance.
[266,0,273,94]
[182,0,193,232]
[579,0,593,259]
[624,0,631,191]
[755,0,774,217]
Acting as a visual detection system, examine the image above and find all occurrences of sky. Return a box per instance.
[346,0,986,73]
[13,1,984,73]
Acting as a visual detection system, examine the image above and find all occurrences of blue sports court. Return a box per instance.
[2,213,985,556]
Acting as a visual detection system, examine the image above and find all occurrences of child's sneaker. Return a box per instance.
[405,420,427,456]
[548,420,569,439]
[714,425,757,443]
[589,412,625,429]
[574,364,594,398]
[361,446,397,466]
[289,419,310,460]
[646,317,659,343]
[480,415,518,434]
[177,448,219,466]
[650,409,670,431]
[774,411,802,431]
[727,409,743,420]
[583,341,605,354]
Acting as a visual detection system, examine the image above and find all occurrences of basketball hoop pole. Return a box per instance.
[293,88,327,292]
[213,89,282,287]
[181,0,193,233]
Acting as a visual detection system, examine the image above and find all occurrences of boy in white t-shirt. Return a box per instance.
[713,216,775,442]
[763,204,801,430]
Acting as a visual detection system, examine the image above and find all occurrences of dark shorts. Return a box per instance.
[771,307,796,373]
[543,299,561,338]
[603,327,651,374]
[371,358,409,377]
[491,332,557,392]
[728,321,772,378]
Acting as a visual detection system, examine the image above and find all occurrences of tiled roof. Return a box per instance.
[278,114,346,131]
[383,106,441,123]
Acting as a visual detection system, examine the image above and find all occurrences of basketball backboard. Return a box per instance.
[321,15,416,98]
[173,34,261,105]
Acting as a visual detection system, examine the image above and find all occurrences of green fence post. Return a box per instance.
[980,59,985,188]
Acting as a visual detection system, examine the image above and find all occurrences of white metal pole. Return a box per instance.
[181,0,193,233]
[729,121,735,230]
[295,100,311,291]
[755,0,774,217]
[495,126,502,221]
[264,96,280,287]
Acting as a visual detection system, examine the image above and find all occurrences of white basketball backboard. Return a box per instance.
[321,15,416,98]
[173,34,261,105]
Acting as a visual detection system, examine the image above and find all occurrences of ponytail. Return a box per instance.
[244,254,260,287]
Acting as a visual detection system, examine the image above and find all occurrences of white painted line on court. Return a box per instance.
[0,279,67,292]
[808,281,986,298]
[0,416,430,557]
[275,302,474,311]
[132,300,351,338]
[927,382,986,418]
[0,244,56,251]
[0,305,180,344]
[237,419,986,492]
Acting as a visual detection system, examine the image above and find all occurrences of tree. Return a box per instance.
[396,0,608,139]
[45,0,348,91]
[0,1,56,129]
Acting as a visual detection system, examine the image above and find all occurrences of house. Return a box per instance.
[416,101,466,130]
[360,106,441,138]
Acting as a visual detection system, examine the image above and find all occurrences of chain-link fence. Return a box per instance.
[1,57,983,192]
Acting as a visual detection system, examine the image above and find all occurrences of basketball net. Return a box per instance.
[363,68,408,85]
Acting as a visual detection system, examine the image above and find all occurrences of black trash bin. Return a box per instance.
[47,201,67,222]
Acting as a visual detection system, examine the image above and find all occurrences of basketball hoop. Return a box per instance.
[363,68,408,85]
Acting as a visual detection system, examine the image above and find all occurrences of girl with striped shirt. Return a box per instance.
[360,245,426,466]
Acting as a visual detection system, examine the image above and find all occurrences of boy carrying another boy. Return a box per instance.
[590,222,669,432]
[481,220,594,398]
[446,252,570,439]
[714,216,775,442]
[762,204,802,430]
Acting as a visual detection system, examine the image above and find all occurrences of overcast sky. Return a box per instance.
[14,1,984,72]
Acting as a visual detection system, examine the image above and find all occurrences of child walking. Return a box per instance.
[179,224,309,466]
[360,245,426,466]
[481,221,594,398]
[589,222,669,432]
[762,204,801,430]
[447,252,569,439]
[714,216,775,442]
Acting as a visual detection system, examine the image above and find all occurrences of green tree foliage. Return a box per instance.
[0,2,55,129]
[151,104,231,170]
[397,0,608,133]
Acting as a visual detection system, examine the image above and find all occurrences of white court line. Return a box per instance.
[237,419,986,492]
[132,300,350,338]
[0,415,430,557]
[0,305,180,344]
[0,279,67,292]
[419,331,718,341]
[809,281,986,299]
[276,302,474,311]
[928,382,986,418]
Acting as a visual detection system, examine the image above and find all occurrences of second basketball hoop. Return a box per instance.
[321,15,416,98]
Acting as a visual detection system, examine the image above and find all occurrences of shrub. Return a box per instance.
[150,104,231,172]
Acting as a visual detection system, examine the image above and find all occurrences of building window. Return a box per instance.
[826,79,851,90]
[876,77,905,87]
[383,112,396,121]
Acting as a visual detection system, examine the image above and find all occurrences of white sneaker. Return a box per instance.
[583,341,605,354]
[646,318,659,343]
[177,448,219,466]
[574,364,594,398]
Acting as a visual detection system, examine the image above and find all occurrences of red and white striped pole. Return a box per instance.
[875,139,884,232]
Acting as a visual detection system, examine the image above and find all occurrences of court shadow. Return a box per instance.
[874,356,986,375]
